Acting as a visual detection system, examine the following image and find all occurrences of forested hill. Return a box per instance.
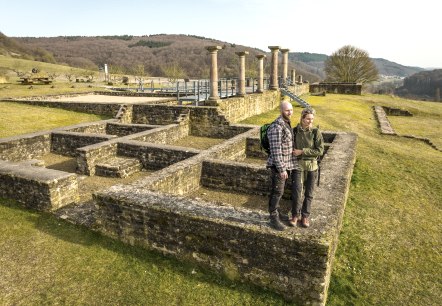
[11,34,321,81]
[396,69,442,100]
[5,33,425,81]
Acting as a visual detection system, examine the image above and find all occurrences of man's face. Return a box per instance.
[301,114,314,129]
[281,104,293,120]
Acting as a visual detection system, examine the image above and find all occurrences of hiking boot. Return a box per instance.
[270,214,285,231]
[278,211,289,221]
[301,217,310,228]
[288,216,299,227]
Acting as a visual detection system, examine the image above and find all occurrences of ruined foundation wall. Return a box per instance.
[7,100,121,117]
[0,131,51,162]
[201,159,269,195]
[105,123,158,137]
[132,105,190,125]
[94,130,357,305]
[76,141,119,176]
[117,141,200,171]
[214,91,280,123]
[51,132,117,157]
[0,160,79,211]
[287,83,310,96]
[132,123,190,144]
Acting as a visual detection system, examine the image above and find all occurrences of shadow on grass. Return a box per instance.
[1,198,290,305]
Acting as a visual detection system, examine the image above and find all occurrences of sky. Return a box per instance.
[1,0,440,69]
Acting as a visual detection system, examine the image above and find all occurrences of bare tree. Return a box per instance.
[132,64,148,91]
[162,63,186,83]
[325,45,379,83]
[65,68,77,82]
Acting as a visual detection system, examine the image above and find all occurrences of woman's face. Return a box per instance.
[301,114,314,129]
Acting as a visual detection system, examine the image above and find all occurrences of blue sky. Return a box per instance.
[1,0,440,68]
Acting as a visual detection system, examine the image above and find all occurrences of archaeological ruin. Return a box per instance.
[0,46,358,305]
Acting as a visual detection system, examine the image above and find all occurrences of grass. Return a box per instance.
[1,91,441,305]
[0,102,107,138]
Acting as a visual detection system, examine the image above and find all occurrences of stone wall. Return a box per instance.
[310,82,362,95]
[93,130,357,305]
[212,91,280,123]
[51,132,117,157]
[201,159,269,195]
[117,140,200,171]
[0,131,51,162]
[132,104,190,125]
[65,121,109,134]
[287,83,310,96]
[132,123,190,144]
[76,141,118,176]
[7,100,122,117]
[382,106,413,116]
[105,123,159,137]
[0,159,79,211]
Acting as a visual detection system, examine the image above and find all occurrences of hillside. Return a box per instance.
[14,34,324,81]
[395,69,442,101]
[4,33,425,82]
[0,32,56,63]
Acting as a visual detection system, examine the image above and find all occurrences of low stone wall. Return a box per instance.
[51,132,117,157]
[212,91,280,123]
[0,131,51,162]
[132,104,190,125]
[373,106,396,135]
[117,140,200,171]
[287,83,310,96]
[65,121,109,134]
[7,100,121,117]
[77,141,118,176]
[0,159,79,211]
[382,106,413,116]
[201,159,269,195]
[310,82,362,95]
[132,104,251,139]
[105,123,158,137]
[94,130,357,305]
[95,91,179,100]
[132,123,190,144]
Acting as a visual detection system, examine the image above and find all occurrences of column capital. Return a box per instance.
[268,46,281,51]
[256,54,266,59]
[280,48,290,53]
[235,51,249,56]
[205,45,222,52]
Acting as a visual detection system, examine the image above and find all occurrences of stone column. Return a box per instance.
[235,51,249,96]
[256,54,266,93]
[280,48,289,84]
[297,75,303,83]
[268,46,280,90]
[291,69,296,85]
[205,46,222,101]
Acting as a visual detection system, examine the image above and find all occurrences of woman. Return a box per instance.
[290,108,324,228]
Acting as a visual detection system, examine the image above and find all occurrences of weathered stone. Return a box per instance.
[0,159,79,211]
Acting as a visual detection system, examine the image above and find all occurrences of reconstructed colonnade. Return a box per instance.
[205,45,300,99]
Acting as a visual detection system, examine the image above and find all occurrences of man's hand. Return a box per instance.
[279,171,288,179]
[293,149,303,156]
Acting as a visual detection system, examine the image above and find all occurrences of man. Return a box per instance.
[267,101,299,231]
[290,108,324,228]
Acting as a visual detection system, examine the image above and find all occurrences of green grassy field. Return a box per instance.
[0,102,107,138]
[0,92,441,305]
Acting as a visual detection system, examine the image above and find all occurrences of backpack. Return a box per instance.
[259,123,272,155]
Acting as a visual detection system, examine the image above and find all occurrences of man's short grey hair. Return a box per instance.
[301,107,316,118]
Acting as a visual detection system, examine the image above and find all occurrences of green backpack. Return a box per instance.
[259,123,272,155]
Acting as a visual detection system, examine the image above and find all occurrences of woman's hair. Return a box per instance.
[301,107,316,118]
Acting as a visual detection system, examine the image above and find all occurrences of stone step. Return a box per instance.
[95,156,142,178]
